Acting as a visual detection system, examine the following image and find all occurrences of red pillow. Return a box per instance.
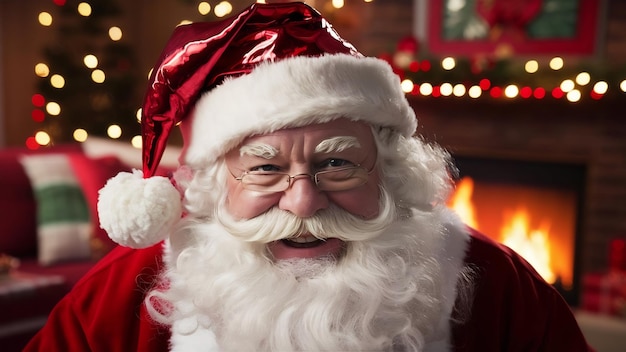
[67,154,131,257]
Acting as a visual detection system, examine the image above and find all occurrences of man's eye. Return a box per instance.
[250,164,280,172]
[321,158,353,169]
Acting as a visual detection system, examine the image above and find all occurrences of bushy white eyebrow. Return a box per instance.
[239,143,279,159]
[315,136,361,154]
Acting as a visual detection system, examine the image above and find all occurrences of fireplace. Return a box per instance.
[410,96,626,309]
[447,155,586,305]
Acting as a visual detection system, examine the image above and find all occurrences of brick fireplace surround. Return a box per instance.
[410,96,626,305]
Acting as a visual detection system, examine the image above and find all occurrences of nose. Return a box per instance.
[278,174,328,217]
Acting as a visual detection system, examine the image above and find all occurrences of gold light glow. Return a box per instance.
[549,57,564,70]
[525,60,539,74]
[131,135,143,149]
[109,27,122,41]
[35,63,50,77]
[83,54,98,68]
[46,102,61,116]
[442,57,456,70]
[198,2,211,15]
[593,81,608,95]
[73,129,88,142]
[50,74,65,88]
[214,1,233,17]
[107,125,122,139]
[35,131,51,146]
[440,83,453,96]
[38,12,53,26]
[91,69,105,83]
[419,83,433,96]
[468,85,482,98]
[576,72,591,86]
[77,2,92,17]
[453,84,466,97]
[332,0,345,8]
[560,79,575,93]
[504,85,519,98]
[566,89,581,102]
[400,79,414,93]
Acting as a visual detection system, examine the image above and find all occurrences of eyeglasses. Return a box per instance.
[231,165,374,193]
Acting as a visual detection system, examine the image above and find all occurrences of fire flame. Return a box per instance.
[448,177,478,229]
[449,177,557,284]
[500,208,556,283]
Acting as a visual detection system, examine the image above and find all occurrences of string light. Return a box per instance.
[576,72,591,86]
[91,69,105,83]
[83,54,98,69]
[27,0,624,148]
[332,0,345,9]
[73,129,88,142]
[38,12,53,26]
[214,1,233,17]
[196,2,210,15]
[107,125,122,139]
[441,57,455,70]
[50,74,65,88]
[35,131,51,146]
[400,79,414,93]
[549,57,564,70]
[46,102,61,116]
[453,84,466,97]
[468,85,482,98]
[131,135,142,149]
[34,63,50,77]
[504,85,519,98]
[109,27,123,41]
[525,60,539,74]
[77,2,92,17]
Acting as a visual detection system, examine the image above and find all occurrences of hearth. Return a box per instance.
[448,155,587,306]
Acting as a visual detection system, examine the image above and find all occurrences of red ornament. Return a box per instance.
[396,36,419,54]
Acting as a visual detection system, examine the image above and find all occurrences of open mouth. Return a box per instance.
[282,236,325,248]
[268,236,345,260]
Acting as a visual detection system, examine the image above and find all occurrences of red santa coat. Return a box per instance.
[24,230,593,351]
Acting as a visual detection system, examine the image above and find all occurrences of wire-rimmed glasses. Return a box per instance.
[231,165,374,192]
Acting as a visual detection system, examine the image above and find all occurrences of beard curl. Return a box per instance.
[214,185,398,244]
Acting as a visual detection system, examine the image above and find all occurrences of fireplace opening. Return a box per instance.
[448,155,587,306]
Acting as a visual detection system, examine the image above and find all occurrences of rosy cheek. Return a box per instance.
[327,183,380,219]
[226,189,282,219]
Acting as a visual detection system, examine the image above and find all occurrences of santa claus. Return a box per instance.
[25,2,592,351]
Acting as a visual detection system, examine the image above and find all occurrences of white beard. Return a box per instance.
[146,197,470,352]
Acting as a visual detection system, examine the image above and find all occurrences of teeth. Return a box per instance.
[287,236,320,244]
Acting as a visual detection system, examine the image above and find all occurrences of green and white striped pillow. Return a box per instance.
[20,154,92,266]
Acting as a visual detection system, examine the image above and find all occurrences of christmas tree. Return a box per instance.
[34,0,140,146]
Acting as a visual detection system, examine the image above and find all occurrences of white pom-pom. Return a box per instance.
[98,170,182,248]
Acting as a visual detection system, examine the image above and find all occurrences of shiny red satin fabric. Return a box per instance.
[141,2,360,177]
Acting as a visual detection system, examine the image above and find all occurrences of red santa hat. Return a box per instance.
[97,2,417,249]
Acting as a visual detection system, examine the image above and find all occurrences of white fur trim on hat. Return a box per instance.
[183,54,417,169]
[97,170,182,248]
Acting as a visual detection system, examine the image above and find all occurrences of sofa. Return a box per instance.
[0,138,180,350]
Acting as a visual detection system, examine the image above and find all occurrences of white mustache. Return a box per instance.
[216,188,397,244]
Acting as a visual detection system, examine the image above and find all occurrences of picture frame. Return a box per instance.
[413,0,606,57]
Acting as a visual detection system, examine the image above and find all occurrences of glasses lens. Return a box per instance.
[241,173,290,192]
[316,167,369,191]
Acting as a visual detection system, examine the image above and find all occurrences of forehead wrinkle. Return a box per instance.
[315,136,361,154]
[239,143,279,159]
